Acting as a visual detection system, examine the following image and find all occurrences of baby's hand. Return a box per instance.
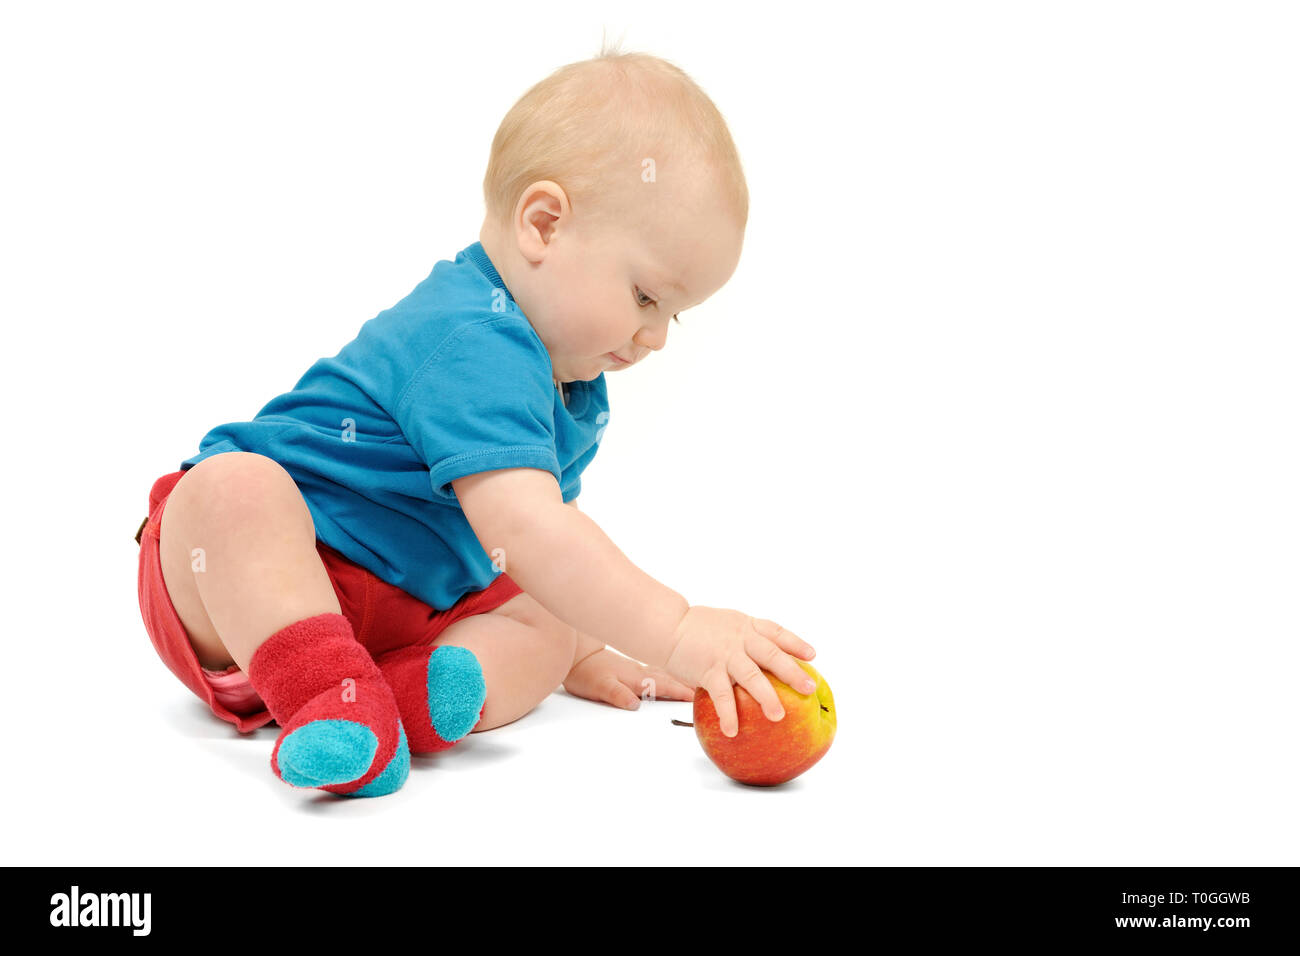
[563,647,695,710]
[663,606,817,738]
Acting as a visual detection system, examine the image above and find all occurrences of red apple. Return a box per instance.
[692,660,835,786]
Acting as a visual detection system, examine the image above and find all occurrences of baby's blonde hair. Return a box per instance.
[482,39,748,236]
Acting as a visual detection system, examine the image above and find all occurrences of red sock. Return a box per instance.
[246,613,409,797]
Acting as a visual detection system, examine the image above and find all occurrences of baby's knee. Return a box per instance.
[177,451,312,535]
[548,622,580,689]
[522,612,578,697]
[494,593,578,676]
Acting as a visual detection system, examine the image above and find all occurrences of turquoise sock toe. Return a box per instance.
[350,724,410,798]
[427,645,487,743]
[278,719,377,788]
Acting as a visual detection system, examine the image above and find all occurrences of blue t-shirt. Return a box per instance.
[179,241,610,611]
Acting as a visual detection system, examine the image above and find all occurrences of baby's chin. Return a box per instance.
[585,356,624,379]
[555,354,623,383]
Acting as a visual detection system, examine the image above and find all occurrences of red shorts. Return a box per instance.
[135,467,524,733]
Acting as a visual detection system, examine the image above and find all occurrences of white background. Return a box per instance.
[2,1,1296,865]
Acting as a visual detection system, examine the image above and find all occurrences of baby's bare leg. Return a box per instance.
[164,454,577,733]
[428,592,578,732]
[159,452,341,674]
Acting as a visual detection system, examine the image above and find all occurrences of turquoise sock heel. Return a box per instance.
[426,645,487,743]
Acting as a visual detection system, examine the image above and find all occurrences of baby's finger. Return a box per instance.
[766,647,819,696]
[702,671,739,737]
[748,633,818,695]
[730,654,786,723]
[749,617,816,660]
[602,676,642,710]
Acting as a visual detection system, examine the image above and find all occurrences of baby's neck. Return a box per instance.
[481,221,567,398]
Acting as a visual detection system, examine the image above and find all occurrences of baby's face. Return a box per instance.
[487,171,744,383]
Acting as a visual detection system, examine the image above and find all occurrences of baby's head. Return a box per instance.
[479,45,748,383]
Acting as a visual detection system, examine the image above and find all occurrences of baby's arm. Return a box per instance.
[560,496,608,663]
[452,468,688,668]
[454,467,815,737]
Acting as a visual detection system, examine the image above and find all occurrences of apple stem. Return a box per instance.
[671,719,695,727]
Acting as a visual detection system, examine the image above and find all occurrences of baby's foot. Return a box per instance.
[272,683,411,797]
[374,644,487,754]
[247,613,411,797]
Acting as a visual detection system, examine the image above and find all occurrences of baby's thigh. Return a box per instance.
[158,470,229,669]
[482,591,577,643]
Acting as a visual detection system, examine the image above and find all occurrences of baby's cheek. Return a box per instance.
[570,322,617,355]
[552,287,623,352]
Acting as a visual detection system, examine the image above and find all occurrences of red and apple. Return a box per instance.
[691,660,835,785]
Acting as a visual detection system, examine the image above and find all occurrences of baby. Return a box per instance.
[134,47,817,798]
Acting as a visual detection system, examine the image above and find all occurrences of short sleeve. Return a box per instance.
[394,316,561,502]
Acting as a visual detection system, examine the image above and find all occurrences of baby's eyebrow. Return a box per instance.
[642,263,685,298]
[644,280,685,308]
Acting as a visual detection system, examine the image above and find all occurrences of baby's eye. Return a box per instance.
[635,286,681,323]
